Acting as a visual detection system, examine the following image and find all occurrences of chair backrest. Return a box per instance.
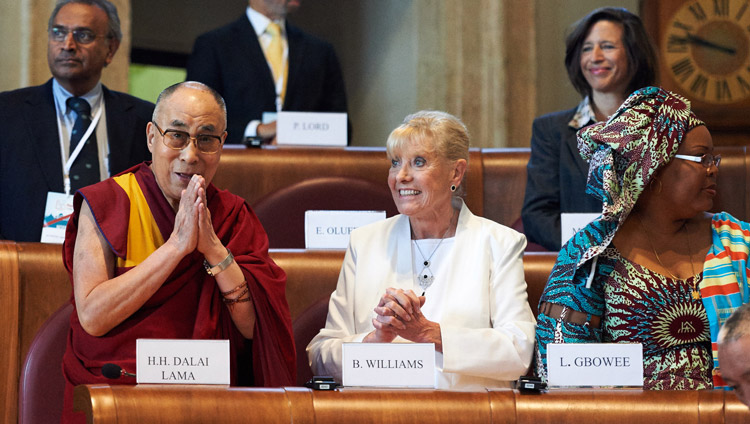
[18,302,72,424]
[292,296,330,386]
[253,176,399,248]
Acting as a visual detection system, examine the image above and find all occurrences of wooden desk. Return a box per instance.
[74,385,750,424]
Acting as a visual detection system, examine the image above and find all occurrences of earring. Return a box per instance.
[450,185,457,192]
[649,177,662,193]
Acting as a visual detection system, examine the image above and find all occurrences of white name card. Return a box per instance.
[277,111,347,146]
[561,212,600,244]
[40,192,74,244]
[305,210,385,249]
[136,339,230,385]
[342,343,436,388]
[547,343,643,387]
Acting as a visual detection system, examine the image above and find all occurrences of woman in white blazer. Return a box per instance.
[307,111,536,390]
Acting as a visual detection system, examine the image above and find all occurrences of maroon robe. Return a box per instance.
[61,163,295,423]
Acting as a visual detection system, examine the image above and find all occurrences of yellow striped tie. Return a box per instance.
[265,22,287,102]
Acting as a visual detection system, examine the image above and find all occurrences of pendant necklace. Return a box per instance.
[637,217,700,300]
[413,211,456,295]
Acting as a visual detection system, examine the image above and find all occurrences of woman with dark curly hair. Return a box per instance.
[522,7,658,251]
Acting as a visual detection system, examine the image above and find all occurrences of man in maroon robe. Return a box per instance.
[61,81,295,423]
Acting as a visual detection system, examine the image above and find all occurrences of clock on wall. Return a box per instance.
[643,0,750,130]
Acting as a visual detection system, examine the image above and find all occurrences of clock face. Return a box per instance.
[663,0,750,104]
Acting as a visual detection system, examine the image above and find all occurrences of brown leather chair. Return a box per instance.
[292,296,330,386]
[253,176,399,248]
[17,302,71,424]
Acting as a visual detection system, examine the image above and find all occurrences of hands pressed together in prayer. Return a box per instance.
[169,175,225,262]
[364,287,443,352]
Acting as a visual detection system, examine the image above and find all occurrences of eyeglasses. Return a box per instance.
[674,153,721,168]
[152,122,224,154]
[48,26,109,44]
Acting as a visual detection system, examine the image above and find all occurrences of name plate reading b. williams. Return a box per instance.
[136,339,230,385]
[342,343,436,388]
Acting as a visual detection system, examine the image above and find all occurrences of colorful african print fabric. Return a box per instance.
[703,211,750,386]
[602,248,712,390]
[575,86,703,267]
[535,212,750,389]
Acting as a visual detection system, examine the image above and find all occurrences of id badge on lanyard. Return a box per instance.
[40,106,102,243]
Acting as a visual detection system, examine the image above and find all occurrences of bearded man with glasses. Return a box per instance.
[0,0,153,242]
[60,81,295,423]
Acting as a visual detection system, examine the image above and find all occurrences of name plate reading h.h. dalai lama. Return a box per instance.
[342,343,436,388]
[136,339,230,385]
[547,343,643,387]
[277,111,348,146]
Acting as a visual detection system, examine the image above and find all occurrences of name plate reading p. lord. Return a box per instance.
[277,111,347,146]
[561,212,600,244]
[547,343,643,387]
[305,210,386,249]
[342,343,436,388]
[136,339,230,385]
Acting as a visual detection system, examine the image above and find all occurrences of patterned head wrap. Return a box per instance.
[572,86,704,265]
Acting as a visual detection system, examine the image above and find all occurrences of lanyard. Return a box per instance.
[57,106,103,195]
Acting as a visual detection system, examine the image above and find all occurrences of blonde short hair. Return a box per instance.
[386,111,469,165]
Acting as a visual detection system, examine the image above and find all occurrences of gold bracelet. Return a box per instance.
[204,248,234,277]
[220,280,247,296]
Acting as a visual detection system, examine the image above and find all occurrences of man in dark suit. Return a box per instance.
[186,0,348,145]
[0,0,153,242]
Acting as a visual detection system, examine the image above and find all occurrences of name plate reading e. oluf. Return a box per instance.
[136,339,230,385]
[277,111,347,146]
[305,210,386,249]
[547,343,643,387]
[342,343,436,388]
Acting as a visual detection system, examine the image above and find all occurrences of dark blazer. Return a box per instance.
[521,107,603,251]
[186,16,348,145]
[0,79,154,242]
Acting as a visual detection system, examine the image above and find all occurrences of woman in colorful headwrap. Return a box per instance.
[535,86,750,390]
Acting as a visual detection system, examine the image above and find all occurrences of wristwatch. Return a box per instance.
[204,249,234,276]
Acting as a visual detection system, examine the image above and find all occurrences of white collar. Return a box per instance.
[568,96,596,130]
[246,5,286,37]
[52,79,103,116]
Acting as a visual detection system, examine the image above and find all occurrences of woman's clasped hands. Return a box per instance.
[365,287,442,350]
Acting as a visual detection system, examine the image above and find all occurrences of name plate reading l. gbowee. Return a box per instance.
[136,339,230,385]
[547,343,643,387]
[342,343,436,388]
[305,210,386,249]
[277,111,348,146]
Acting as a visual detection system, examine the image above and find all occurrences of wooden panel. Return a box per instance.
[312,389,491,424]
[0,241,20,424]
[521,252,556,317]
[212,146,484,218]
[713,145,750,222]
[75,385,294,424]
[271,249,345,321]
[17,242,69,365]
[480,147,529,227]
[73,386,750,423]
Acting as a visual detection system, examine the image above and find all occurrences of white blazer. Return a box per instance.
[307,200,536,390]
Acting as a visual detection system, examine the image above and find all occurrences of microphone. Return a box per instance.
[102,363,136,379]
